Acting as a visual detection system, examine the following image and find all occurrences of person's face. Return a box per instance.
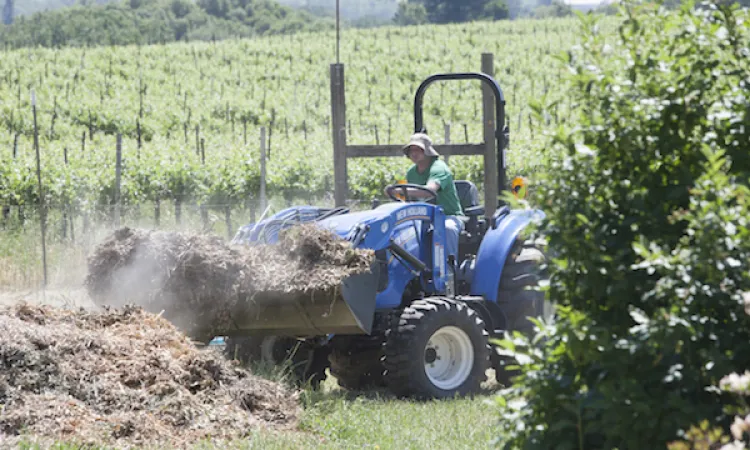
[408,145,426,164]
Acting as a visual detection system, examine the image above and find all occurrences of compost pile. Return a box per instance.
[85,224,375,338]
[0,303,298,449]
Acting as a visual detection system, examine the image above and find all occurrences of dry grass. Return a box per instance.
[0,303,299,449]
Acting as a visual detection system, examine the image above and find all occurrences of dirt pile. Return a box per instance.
[0,303,298,449]
[85,224,374,339]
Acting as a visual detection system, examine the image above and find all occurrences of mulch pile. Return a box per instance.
[0,303,299,449]
[85,224,375,340]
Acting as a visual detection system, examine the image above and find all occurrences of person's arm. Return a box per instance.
[423,162,452,197]
[404,181,440,198]
[384,182,438,199]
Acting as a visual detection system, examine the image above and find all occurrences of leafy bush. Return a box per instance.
[669,371,750,449]
[496,2,750,449]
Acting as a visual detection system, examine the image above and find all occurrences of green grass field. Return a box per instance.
[271,386,500,450]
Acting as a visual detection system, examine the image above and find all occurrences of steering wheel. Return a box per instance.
[385,183,437,203]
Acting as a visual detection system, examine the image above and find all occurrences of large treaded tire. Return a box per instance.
[493,238,550,385]
[224,335,329,389]
[224,335,265,364]
[383,298,489,399]
[329,346,386,391]
[290,342,330,389]
[329,334,386,391]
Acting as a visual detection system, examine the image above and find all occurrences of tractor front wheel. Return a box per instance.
[383,298,489,399]
[329,335,386,391]
[224,335,329,389]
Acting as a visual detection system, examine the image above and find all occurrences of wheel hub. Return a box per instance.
[424,326,474,391]
[424,347,438,364]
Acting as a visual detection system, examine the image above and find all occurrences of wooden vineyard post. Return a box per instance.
[175,198,182,226]
[49,96,57,140]
[481,53,498,218]
[443,123,451,164]
[88,109,94,140]
[518,110,522,132]
[225,205,232,239]
[154,198,160,227]
[136,118,142,158]
[195,124,200,156]
[139,78,144,118]
[199,135,207,230]
[200,203,209,231]
[268,122,273,159]
[114,134,122,228]
[31,90,48,288]
[260,127,267,214]
[331,63,347,207]
[62,147,69,240]
[528,114,533,139]
[64,143,75,242]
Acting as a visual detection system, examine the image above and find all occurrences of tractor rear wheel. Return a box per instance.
[383,298,489,399]
[224,335,329,389]
[493,238,551,386]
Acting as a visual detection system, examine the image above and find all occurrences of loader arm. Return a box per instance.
[229,202,449,337]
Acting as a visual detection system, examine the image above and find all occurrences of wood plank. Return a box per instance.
[346,143,486,158]
[481,53,498,218]
[330,64,348,207]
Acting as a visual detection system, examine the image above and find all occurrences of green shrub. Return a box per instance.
[496,2,750,449]
[668,371,750,449]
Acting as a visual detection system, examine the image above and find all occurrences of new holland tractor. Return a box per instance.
[223,73,550,398]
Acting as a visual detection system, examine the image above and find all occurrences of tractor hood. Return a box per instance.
[318,202,433,250]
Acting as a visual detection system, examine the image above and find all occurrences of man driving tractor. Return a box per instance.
[391,132,464,261]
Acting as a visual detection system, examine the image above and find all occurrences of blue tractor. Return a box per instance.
[224,73,550,398]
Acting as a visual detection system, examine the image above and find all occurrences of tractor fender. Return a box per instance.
[470,209,545,302]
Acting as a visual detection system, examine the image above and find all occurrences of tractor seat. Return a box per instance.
[454,180,485,217]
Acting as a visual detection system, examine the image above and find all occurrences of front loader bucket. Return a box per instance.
[229,264,380,337]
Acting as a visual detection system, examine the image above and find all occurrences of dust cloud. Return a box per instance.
[85,225,375,340]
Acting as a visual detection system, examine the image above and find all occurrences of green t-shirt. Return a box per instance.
[406,158,463,216]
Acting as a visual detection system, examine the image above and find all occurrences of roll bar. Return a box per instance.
[413,72,507,197]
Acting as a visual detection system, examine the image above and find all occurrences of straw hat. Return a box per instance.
[402,132,438,157]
